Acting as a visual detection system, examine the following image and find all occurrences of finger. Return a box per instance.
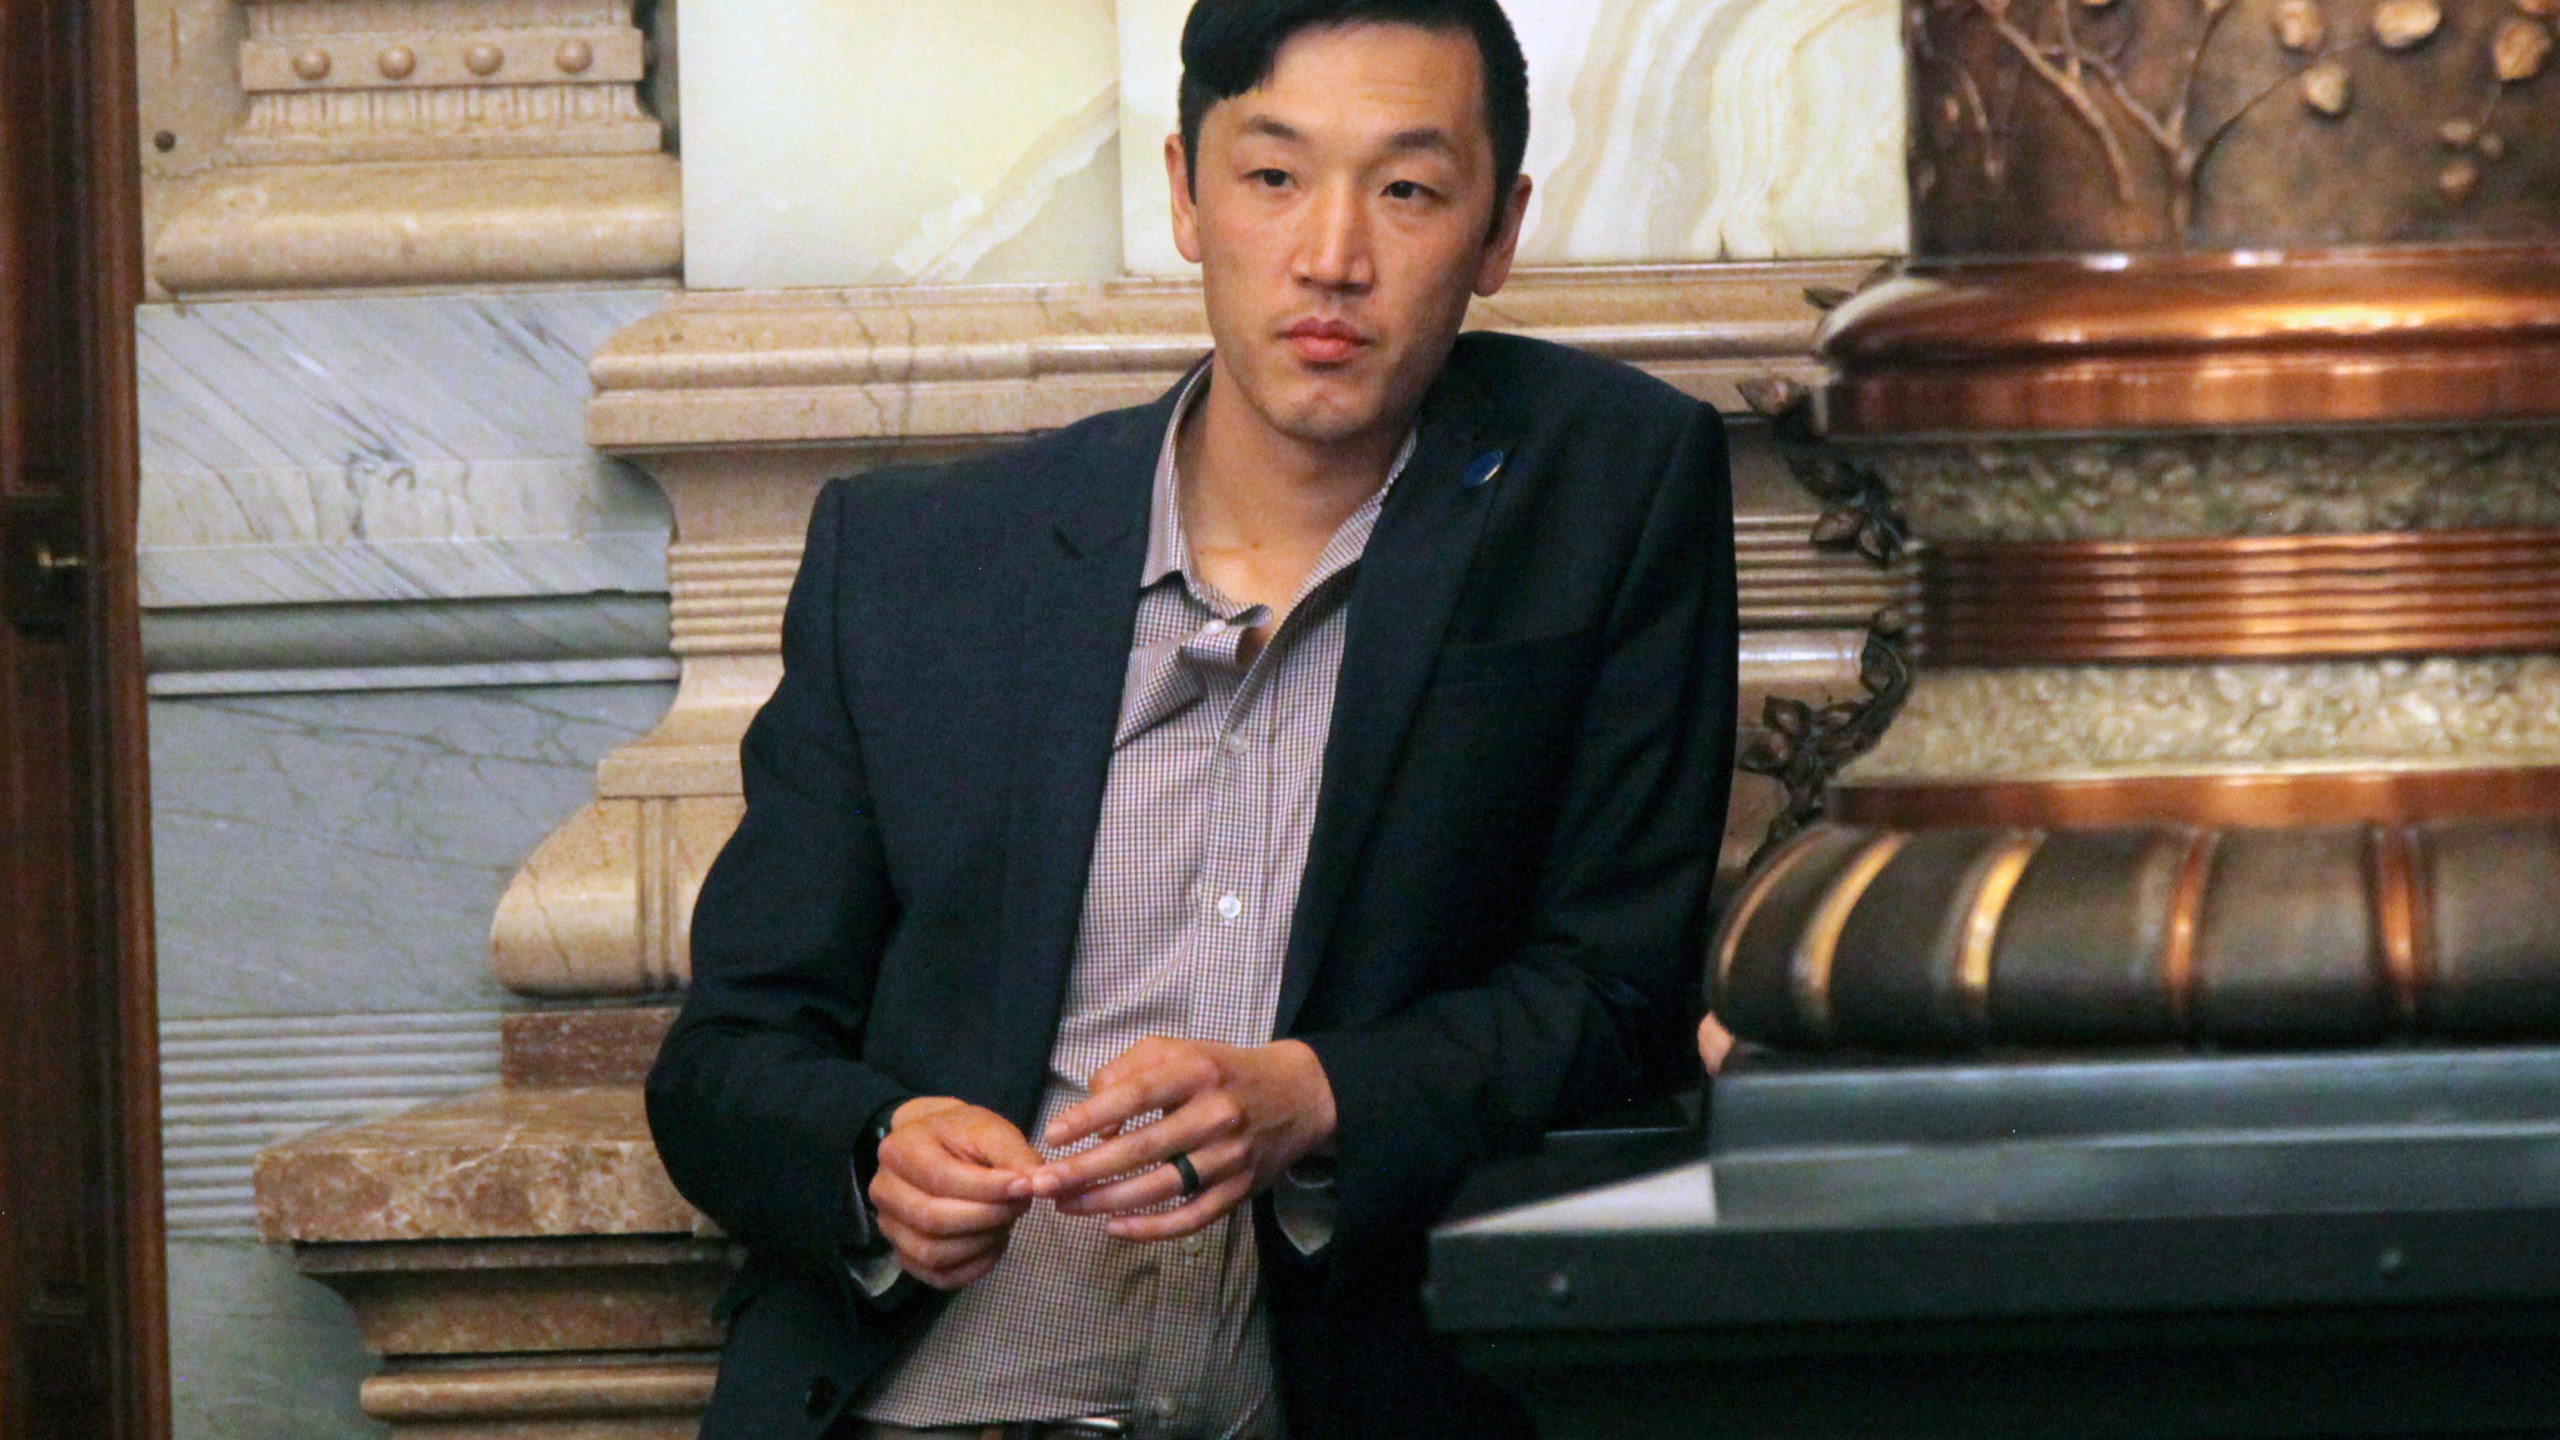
[1083,1036,1182,1098]
[1104,1172,1253,1243]
[879,1215,1007,1274]
[1041,1073,1183,1152]
[884,1126,1035,1205]
[1699,1014,1736,1077]
[1044,1052,1212,1149]
[908,1248,1003,1292]
[870,1169,1029,1238]
[1055,1136,1250,1218]
[1034,1090,1241,1197]
[950,1111,1044,1173]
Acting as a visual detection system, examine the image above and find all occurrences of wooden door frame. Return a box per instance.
[60,0,167,1431]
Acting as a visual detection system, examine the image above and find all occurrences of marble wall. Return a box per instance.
[1119,0,1909,276]
[153,682,673,1440]
[687,0,1908,288]
[140,288,685,1438]
[681,0,1125,288]
[140,292,670,616]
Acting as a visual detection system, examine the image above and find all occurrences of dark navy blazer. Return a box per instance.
[647,331,1739,1440]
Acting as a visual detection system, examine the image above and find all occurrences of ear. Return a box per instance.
[1166,132,1205,266]
[1472,174,1534,298]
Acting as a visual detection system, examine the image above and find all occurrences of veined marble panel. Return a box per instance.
[681,0,1123,288]
[167,1238,384,1440]
[1118,0,1910,277]
[162,1012,505,1238]
[139,291,673,607]
[152,683,674,1020]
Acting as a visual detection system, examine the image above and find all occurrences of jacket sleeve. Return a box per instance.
[644,477,916,1288]
[1298,401,1737,1247]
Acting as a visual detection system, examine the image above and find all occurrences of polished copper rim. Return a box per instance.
[2367,826,2428,1029]
[1835,767,2560,830]
[1955,830,2044,1044]
[1922,529,2560,664]
[2161,830,2218,1041]
[1791,832,1907,1045]
[1818,247,2560,434]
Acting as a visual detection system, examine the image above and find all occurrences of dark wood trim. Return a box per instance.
[74,0,166,1433]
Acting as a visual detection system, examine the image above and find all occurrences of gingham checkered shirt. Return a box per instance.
[856,371,1414,1439]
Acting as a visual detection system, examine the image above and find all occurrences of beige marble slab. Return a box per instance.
[254,1085,702,1243]
[1118,0,1911,277]
[681,0,1124,288]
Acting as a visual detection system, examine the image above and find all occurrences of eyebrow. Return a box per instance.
[1237,116,1463,162]
[1240,116,1307,144]
[1384,127,1462,160]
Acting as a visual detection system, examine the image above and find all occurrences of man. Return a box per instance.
[645,2,1737,1437]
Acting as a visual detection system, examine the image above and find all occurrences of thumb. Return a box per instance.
[952,1109,1042,1171]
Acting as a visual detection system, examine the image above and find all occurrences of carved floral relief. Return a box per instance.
[1909,0,2560,253]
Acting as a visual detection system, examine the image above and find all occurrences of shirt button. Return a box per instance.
[1184,1233,1207,1257]
[1215,892,1243,922]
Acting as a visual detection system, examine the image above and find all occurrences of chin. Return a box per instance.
[1270,402,1387,447]
[1255,369,1397,446]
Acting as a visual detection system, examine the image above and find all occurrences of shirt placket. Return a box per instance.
[1122,600,1247,1440]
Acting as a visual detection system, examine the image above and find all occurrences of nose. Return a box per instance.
[1296,181,1374,294]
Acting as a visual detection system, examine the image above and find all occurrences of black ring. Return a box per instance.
[1168,1152,1202,1199]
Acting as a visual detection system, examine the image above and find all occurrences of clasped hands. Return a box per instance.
[867,1037,1337,1291]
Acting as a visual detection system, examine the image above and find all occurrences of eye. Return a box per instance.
[1252,168,1292,189]
[1384,180,1433,202]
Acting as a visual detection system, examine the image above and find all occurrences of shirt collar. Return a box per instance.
[1142,362,1420,590]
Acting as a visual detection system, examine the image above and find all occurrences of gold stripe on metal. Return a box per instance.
[1708,826,1838,1008]
[2368,826,2429,1031]
[2161,829,2220,1042]
[1789,832,1909,1045]
[1956,830,2046,1045]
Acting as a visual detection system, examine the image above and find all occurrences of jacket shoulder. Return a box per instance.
[1445,330,1716,435]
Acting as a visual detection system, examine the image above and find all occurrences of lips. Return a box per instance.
[1283,318,1368,365]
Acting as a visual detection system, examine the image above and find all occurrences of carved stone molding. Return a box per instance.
[254,1009,722,1437]
[499,263,1884,999]
[141,0,678,295]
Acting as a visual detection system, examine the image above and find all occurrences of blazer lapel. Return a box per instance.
[1275,364,1504,1037]
[991,398,1168,1128]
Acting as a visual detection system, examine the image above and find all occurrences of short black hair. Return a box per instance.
[1178,0,1530,238]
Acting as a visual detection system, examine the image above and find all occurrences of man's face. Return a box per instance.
[1169,22,1531,450]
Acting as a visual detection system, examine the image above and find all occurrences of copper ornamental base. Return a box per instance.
[1715,0,2560,1053]
[1819,248,2560,437]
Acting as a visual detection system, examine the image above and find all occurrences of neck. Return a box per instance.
[1176,355,1413,552]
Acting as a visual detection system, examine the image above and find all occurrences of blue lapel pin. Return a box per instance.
[1460,449,1507,493]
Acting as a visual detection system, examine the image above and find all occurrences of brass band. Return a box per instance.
[2160,831,2217,1042]
[1819,248,2560,436]
[2368,826,2429,1031]
[1920,529,2560,665]
[1788,833,1906,1045]
[1954,831,2044,1045]
[1835,767,2560,831]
